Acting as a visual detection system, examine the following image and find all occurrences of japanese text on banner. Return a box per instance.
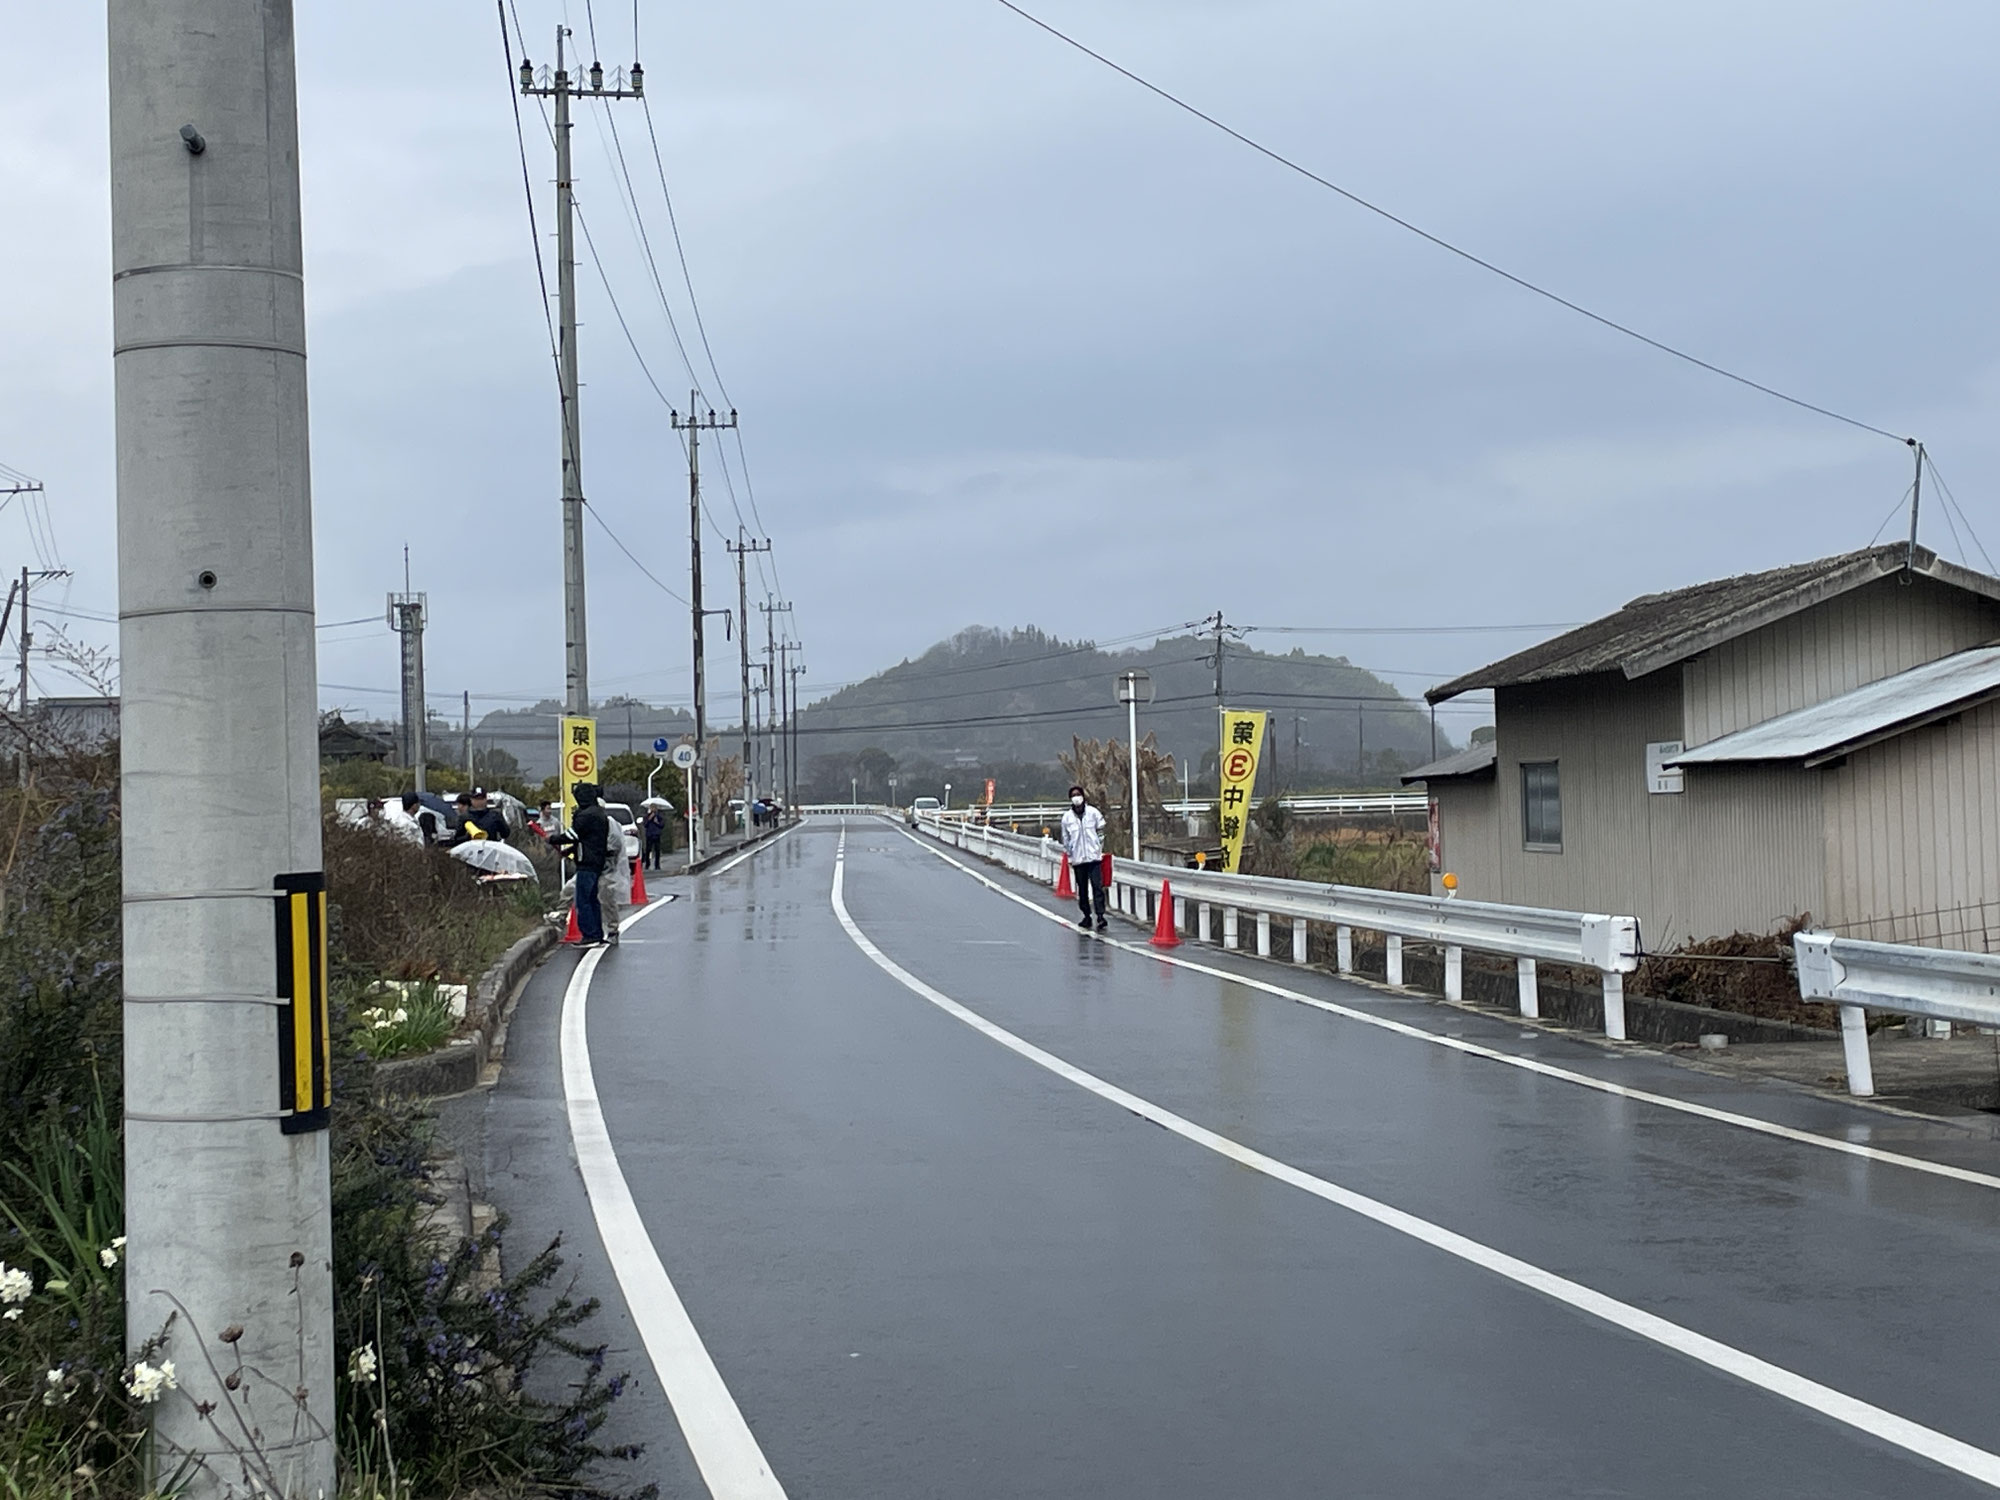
[1216,709,1266,873]
[560,716,598,833]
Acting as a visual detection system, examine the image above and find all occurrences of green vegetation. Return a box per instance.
[351,979,458,1061]
[1,752,645,1499]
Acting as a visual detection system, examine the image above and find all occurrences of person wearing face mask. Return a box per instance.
[1060,784,1108,931]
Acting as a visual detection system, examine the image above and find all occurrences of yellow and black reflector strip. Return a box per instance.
[274,872,331,1134]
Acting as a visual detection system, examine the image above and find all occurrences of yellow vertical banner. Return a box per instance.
[560,716,598,832]
[1217,709,1267,873]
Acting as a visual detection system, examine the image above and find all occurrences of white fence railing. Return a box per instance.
[1794,931,2000,1096]
[968,793,1426,825]
[913,810,1643,1037]
[802,803,896,816]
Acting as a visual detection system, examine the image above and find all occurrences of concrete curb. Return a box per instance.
[375,922,562,1100]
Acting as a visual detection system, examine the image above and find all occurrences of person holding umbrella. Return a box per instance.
[641,803,665,870]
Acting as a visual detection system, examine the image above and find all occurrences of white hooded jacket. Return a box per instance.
[1060,802,1106,864]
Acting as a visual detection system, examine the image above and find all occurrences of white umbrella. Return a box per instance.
[640,796,673,809]
[449,840,537,880]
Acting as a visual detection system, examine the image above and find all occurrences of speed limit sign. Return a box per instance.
[671,743,698,770]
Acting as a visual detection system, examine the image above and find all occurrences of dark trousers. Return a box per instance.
[1073,857,1106,920]
[575,866,605,943]
[644,835,662,870]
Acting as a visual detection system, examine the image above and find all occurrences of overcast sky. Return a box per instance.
[3,0,1997,738]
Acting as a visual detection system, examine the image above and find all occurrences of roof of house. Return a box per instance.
[1399,741,1497,784]
[1667,642,2000,769]
[1428,545,2000,704]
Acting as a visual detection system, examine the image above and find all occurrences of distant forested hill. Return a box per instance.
[794,626,1447,800]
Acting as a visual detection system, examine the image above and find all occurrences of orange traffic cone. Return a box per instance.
[630,858,648,906]
[564,905,581,943]
[1055,854,1074,899]
[1150,880,1181,948]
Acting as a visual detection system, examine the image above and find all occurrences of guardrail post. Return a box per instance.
[1336,925,1352,973]
[1198,903,1212,943]
[1223,908,1240,951]
[1386,934,1403,986]
[1839,1005,1876,1096]
[1602,971,1627,1040]
[1291,919,1307,965]
[1444,945,1463,1002]
[1517,958,1539,1019]
[1175,895,1187,938]
[1256,912,1272,958]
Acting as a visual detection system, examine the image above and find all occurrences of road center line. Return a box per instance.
[561,892,788,1499]
[831,830,2000,1490]
[893,822,2000,1194]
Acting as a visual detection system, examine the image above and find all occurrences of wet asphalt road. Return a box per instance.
[483,819,2000,1499]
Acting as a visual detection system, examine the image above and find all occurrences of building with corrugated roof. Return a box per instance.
[1407,545,2000,952]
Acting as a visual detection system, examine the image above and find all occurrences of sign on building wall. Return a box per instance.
[1646,741,1685,795]
[561,716,598,831]
[1217,709,1267,872]
[1427,797,1443,872]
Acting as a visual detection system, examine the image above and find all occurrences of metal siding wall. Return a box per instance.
[1824,703,2000,952]
[1671,766,1825,945]
[1431,777,1502,900]
[1477,673,1823,944]
[1683,576,2000,746]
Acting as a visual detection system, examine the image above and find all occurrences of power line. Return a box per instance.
[1921,451,1996,574]
[989,0,1910,447]
[583,500,693,606]
[1247,622,1580,636]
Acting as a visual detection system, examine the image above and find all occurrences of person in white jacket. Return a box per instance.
[1060,784,1108,931]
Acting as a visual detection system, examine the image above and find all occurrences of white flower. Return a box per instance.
[391,1008,409,1024]
[44,1369,68,1407]
[111,1237,126,1250]
[127,1359,178,1404]
[2,1309,20,1322]
[0,1263,32,1304]
[348,1344,378,1383]
[99,1246,119,1269]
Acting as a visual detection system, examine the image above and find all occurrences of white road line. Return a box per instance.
[892,824,2000,1194]
[561,896,788,1499]
[832,832,2000,1490]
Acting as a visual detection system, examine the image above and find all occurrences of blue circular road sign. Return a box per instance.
[653,738,670,754]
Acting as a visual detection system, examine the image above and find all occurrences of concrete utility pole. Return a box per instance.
[727,532,770,814]
[671,397,737,859]
[761,599,790,805]
[14,566,70,786]
[110,3,334,1493]
[464,690,473,781]
[789,656,806,811]
[387,590,427,793]
[520,30,644,719]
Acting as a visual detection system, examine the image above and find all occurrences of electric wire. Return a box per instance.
[989,0,1909,447]
[584,502,694,606]
[1922,452,1996,574]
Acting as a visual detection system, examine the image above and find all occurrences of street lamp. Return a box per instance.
[1116,670,1154,860]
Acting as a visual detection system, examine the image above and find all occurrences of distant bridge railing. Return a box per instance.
[801,803,896,816]
[911,810,1642,1038]
[963,793,1426,826]
[1795,932,2000,1097]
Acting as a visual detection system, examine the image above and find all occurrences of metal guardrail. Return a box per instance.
[802,803,896,816]
[972,794,1426,824]
[914,810,1643,1037]
[1794,931,2000,1096]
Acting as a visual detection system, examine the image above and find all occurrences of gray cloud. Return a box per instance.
[3,0,1997,733]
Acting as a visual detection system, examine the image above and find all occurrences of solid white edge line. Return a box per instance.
[892,822,2000,1195]
[561,899,787,1498]
[832,830,2000,1490]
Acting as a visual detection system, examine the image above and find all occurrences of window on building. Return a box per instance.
[1522,761,1561,850]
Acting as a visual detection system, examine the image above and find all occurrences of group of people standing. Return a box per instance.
[397,786,510,848]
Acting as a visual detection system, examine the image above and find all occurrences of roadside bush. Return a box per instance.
[0,756,643,1499]
[322,819,549,986]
